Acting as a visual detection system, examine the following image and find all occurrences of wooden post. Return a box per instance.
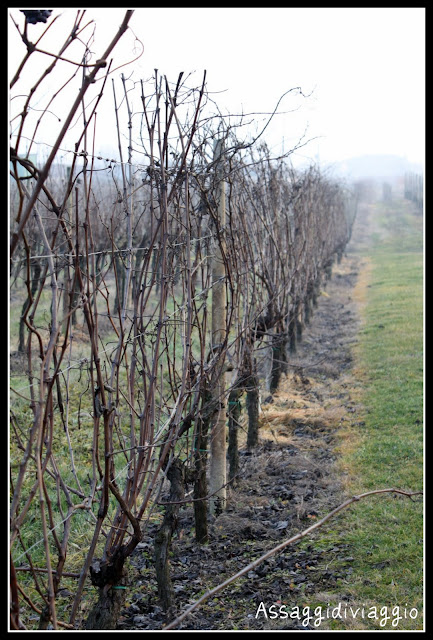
[63,166,72,324]
[209,139,227,515]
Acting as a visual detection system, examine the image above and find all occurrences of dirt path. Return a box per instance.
[117,211,370,631]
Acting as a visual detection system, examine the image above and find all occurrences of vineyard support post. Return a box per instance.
[209,139,227,515]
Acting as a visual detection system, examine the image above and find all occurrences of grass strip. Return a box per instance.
[313,198,423,630]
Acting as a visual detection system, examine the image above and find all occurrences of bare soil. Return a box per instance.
[117,248,364,631]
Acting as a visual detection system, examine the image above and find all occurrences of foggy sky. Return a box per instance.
[9,8,425,172]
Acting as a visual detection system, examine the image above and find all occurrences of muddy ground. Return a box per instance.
[117,248,364,631]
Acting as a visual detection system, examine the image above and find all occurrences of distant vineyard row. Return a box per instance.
[9,10,357,630]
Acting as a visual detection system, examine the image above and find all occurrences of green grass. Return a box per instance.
[309,198,423,630]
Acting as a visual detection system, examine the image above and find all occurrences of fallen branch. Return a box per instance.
[163,488,423,630]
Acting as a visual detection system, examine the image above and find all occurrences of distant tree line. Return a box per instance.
[404,172,423,210]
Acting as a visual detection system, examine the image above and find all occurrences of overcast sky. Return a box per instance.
[9,7,425,172]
